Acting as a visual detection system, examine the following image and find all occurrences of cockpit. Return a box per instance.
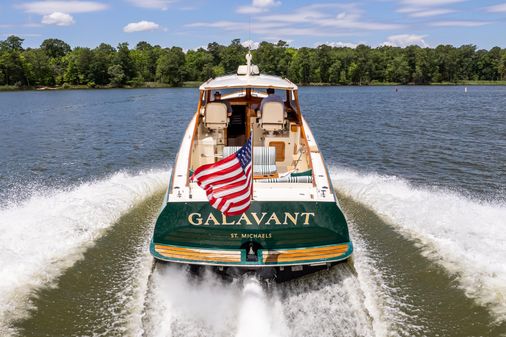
[190,89,312,183]
[189,58,312,183]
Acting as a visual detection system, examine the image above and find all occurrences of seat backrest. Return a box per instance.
[205,102,228,130]
[260,102,285,131]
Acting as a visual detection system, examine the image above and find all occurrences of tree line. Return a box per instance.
[1,35,506,88]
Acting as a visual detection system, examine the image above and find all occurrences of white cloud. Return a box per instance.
[257,4,404,30]
[41,12,75,26]
[320,41,358,48]
[236,6,263,14]
[399,0,464,6]
[430,20,491,27]
[486,3,506,12]
[19,1,108,14]
[397,0,462,18]
[190,3,404,40]
[127,0,174,10]
[253,0,280,7]
[123,20,160,33]
[187,21,354,37]
[237,0,280,14]
[1,33,42,37]
[382,34,428,47]
[241,40,260,50]
[407,8,455,17]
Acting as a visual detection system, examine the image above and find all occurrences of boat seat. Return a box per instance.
[259,102,286,132]
[223,146,277,175]
[204,102,229,130]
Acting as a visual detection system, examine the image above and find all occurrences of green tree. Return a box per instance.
[316,45,332,83]
[498,49,506,80]
[207,42,225,67]
[328,60,342,84]
[221,39,248,74]
[156,47,186,85]
[108,64,125,86]
[385,54,411,84]
[63,47,94,84]
[131,41,160,82]
[23,48,53,85]
[4,35,506,88]
[0,36,26,85]
[114,42,135,82]
[185,48,214,81]
[40,39,71,59]
[90,43,115,85]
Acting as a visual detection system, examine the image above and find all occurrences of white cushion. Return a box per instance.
[223,146,277,174]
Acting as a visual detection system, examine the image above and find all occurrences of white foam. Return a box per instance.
[0,170,167,335]
[330,167,506,322]
[144,266,291,337]
[235,277,288,337]
[278,263,376,337]
[144,266,242,337]
[126,243,159,337]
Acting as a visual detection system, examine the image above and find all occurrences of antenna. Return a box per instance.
[249,15,252,45]
[246,51,252,77]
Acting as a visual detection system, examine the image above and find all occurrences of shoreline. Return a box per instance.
[2,80,506,92]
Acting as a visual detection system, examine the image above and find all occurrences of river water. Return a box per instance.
[0,86,505,336]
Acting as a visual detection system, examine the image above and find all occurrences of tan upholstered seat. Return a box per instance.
[204,102,229,130]
[259,102,286,132]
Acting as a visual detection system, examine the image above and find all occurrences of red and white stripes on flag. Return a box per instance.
[191,137,252,216]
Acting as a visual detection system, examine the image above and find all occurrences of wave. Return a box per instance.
[330,167,506,322]
[0,170,168,335]
[143,237,404,337]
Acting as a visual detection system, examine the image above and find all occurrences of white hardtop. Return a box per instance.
[199,73,298,91]
[199,51,297,91]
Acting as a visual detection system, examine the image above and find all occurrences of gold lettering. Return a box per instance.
[237,213,252,225]
[221,214,236,225]
[301,212,315,225]
[283,212,299,225]
[240,233,272,239]
[251,212,268,225]
[205,213,220,225]
[266,213,282,225]
[188,213,202,225]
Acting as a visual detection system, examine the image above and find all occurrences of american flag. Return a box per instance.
[191,137,252,216]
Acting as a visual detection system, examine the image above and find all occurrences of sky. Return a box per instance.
[1,0,506,50]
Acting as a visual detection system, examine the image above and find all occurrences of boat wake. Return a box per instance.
[142,233,403,337]
[330,167,506,323]
[0,170,167,336]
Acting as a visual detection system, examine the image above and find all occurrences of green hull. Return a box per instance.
[150,197,353,267]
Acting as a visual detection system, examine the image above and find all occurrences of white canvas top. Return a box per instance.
[199,73,298,91]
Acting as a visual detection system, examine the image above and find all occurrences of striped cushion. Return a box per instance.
[223,146,277,174]
[256,176,313,183]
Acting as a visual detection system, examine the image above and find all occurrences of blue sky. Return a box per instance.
[1,0,506,49]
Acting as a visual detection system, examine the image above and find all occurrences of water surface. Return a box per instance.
[1,86,505,336]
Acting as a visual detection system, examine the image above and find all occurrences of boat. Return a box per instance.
[150,53,353,281]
